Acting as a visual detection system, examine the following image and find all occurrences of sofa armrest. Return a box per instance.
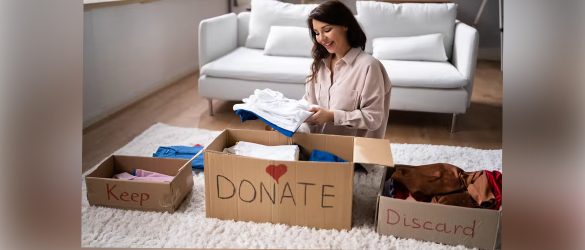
[198,13,238,69]
[452,21,479,106]
[237,12,251,47]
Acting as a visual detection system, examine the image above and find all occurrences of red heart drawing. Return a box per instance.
[266,164,287,184]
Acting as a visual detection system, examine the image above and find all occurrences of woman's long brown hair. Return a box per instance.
[306,0,366,83]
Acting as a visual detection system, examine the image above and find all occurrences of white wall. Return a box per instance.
[451,0,501,60]
[83,0,227,127]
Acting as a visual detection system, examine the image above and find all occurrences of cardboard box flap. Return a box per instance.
[86,156,114,178]
[206,129,228,152]
[177,144,206,171]
[353,137,393,166]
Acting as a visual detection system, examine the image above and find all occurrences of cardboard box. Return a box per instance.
[375,167,501,249]
[204,129,393,230]
[85,155,194,212]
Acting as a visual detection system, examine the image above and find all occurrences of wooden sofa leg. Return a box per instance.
[450,113,457,134]
[208,98,214,116]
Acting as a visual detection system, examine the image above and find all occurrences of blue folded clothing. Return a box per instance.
[309,149,346,162]
[153,145,204,170]
[235,109,295,137]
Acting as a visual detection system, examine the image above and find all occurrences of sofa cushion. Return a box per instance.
[264,26,313,58]
[246,0,317,49]
[372,33,448,61]
[380,60,467,88]
[356,2,457,57]
[200,47,312,84]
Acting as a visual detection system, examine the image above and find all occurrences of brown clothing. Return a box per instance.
[431,192,479,208]
[392,163,466,199]
[302,47,392,139]
[391,163,498,209]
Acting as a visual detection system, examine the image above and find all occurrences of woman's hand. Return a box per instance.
[306,106,334,125]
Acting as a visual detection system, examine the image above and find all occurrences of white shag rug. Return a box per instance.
[82,123,502,249]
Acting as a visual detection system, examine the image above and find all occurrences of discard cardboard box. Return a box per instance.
[375,167,501,249]
[204,129,393,230]
[85,155,194,212]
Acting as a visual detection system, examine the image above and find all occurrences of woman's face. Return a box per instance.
[312,19,349,55]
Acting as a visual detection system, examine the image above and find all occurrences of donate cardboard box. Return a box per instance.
[85,155,194,212]
[375,167,502,249]
[204,129,393,230]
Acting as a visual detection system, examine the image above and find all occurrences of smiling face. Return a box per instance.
[311,19,350,57]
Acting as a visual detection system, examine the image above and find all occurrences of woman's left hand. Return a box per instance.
[306,106,334,125]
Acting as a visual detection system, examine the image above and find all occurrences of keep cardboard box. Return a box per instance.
[375,167,502,250]
[85,155,194,212]
[204,129,393,230]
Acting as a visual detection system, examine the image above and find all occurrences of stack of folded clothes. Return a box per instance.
[223,141,346,163]
[223,141,300,161]
[233,88,316,137]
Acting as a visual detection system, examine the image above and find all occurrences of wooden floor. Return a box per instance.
[82,60,502,173]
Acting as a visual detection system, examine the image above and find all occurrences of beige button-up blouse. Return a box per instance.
[302,47,392,139]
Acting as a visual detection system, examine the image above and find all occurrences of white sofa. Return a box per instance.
[198,1,478,132]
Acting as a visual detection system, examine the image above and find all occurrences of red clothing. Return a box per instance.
[484,170,502,209]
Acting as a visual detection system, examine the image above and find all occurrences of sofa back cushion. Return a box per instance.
[356,2,457,58]
[372,33,448,61]
[246,0,317,49]
[264,26,313,58]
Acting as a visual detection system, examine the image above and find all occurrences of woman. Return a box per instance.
[302,0,391,139]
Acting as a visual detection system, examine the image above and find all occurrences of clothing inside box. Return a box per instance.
[381,163,502,210]
[112,156,181,176]
[213,129,354,163]
[222,139,355,162]
[221,139,372,177]
[87,156,182,182]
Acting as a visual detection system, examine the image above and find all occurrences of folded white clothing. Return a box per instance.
[223,141,300,161]
[233,88,315,134]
